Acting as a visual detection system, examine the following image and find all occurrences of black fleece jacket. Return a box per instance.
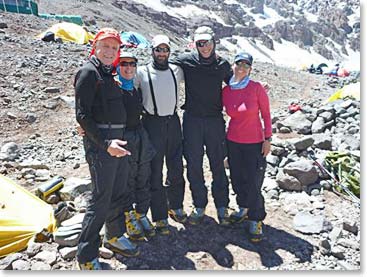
[171,52,233,117]
[75,56,127,150]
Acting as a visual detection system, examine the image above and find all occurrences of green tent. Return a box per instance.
[1,0,84,25]
[0,0,39,15]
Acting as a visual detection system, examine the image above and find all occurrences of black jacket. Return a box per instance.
[121,87,143,130]
[75,56,127,150]
[171,52,232,117]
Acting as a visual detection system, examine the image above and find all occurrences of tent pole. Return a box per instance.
[29,0,34,15]
[2,0,7,12]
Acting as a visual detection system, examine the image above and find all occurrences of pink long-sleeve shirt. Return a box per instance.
[222,80,272,144]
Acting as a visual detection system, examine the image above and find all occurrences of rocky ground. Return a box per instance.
[0,11,361,271]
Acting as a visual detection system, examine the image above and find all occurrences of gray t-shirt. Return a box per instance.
[135,63,184,116]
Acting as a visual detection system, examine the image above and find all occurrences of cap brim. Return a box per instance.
[97,35,122,45]
[152,42,170,48]
[194,34,213,42]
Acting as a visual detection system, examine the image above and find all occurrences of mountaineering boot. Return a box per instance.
[155,219,170,235]
[125,210,145,241]
[103,235,140,257]
[217,207,231,226]
[136,212,156,238]
[168,208,188,223]
[188,207,205,225]
[229,207,248,224]
[248,220,263,243]
[77,257,102,270]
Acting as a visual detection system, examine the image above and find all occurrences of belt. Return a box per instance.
[143,113,177,119]
[96,123,126,129]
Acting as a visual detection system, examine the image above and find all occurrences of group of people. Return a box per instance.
[74,25,272,270]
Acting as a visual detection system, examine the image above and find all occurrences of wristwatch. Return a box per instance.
[265,137,272,142]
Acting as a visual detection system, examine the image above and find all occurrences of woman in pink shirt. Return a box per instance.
[222,52,272,242]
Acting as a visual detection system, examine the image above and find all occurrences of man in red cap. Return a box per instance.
[74,28,139,270]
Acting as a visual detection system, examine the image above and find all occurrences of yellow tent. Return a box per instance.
[327,82,360,103]
[0,174,56,258]
[37,22,95,44]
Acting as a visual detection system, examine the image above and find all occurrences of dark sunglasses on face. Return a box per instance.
[153,47,170,53]
[196,40,213,47]
[235,61,251,69]
[120,61,137,67]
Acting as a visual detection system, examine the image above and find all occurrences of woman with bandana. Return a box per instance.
[115,52,157,241]
[222,52,272,243]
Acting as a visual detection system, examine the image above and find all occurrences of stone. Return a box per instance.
[59,246,78,260]
[320,239,331,250]
[33,250,57,265]
[30,261,51,270]
[311,117,326,133]
[343,220,359,235]
[276,170,302,191]
[44,87,60,93]
[312,134,332,150]
[262,177,279,192]
[283,160,319,186]
[26,242,42,258]
[266,189,279,200]
[0,142,19,161]
[266,154,280,166]
[12,260,31,270]
[0,253,23,270]
[337,261,358,270]
[337,238,360,250]
[329,227,343,243]
[280,111,312,134]
[293,211,325,234]
[59,177,92,201]
[291,136,314,151]
[330,246,345,260]
[18,159,49,170]
[25,113,37,123]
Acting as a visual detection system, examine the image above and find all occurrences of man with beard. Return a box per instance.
[135,35,186,235]
[171,26,233,226]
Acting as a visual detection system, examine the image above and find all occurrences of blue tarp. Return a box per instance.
[120,31,150,48]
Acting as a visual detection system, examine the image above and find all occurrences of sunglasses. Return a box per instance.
[153,47,170,53]
[196,40,213,47]
[235,61,251,69]
[120,61,137,67]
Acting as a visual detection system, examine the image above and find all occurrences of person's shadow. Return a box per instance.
[115,215,314,270]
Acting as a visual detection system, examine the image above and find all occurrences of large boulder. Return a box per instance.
[283,160,319,186]
[279,111,312,134]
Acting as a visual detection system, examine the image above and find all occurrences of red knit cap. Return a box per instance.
[89,28,121,66]
[93,27,122,46]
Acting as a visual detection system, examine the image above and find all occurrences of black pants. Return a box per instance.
[183,112,229,209]
[142,114,185,222]
[124,125,156,214]
[77,128,130,264]
[227,140,267,221]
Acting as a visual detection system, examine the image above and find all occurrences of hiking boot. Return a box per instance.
[155,219,170,235]
[229,207,248,224]
[125,210,145,241]
[168,208,187,223]
[103,235,140,257]
[248,220,263,243]
[77,257,102,270]
[188,207,205,225]
[217,207,231,226]
[136,212,156,238]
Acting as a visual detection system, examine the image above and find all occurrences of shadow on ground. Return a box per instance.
[116,215,314,270]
